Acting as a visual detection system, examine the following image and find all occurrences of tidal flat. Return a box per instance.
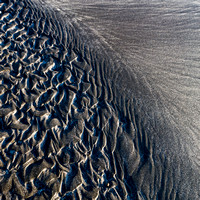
[0,0,199,199]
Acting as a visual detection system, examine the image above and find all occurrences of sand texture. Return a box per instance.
[0,0,199,199]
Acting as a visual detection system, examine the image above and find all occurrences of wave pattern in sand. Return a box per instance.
[0,0,199,199]
[0,0,141,199]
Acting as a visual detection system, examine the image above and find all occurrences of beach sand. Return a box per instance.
[0,0,199,199]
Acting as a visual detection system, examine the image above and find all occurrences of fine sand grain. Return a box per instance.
[0,0,199,199]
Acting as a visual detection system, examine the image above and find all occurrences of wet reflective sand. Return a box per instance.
[0,0,199,199]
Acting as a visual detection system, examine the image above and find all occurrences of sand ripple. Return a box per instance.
[0,0,199,199]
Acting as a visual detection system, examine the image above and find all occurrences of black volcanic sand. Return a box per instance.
[0,0,199,199]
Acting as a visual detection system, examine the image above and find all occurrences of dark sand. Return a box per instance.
[0,0,199,199]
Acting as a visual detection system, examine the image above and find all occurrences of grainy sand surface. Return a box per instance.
[0,0,199,199]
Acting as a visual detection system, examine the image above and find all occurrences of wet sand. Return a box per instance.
[0,0,199,199]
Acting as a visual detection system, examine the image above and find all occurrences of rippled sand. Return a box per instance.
[0,0,199,199]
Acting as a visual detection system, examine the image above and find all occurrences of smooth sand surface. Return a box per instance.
[0,0,199,199]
